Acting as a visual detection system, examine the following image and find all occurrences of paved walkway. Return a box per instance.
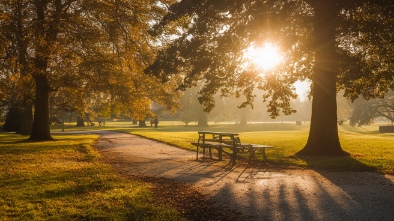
[93,131,394,221]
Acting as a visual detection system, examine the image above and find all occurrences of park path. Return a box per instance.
[92,131,394,221]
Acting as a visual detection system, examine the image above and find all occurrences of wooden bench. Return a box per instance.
[233,137,274,162]
[191,141,233,160]
[247,145,274,161]
[192,132,274,164]
[192,140,274,162]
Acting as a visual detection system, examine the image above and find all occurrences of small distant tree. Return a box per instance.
[180,104,197,126]
[178,87,199,126]
[197,110,208,127]
[350,93,394,126]
[2,107,22,133]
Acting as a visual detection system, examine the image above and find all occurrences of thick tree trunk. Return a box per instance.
[20,103,33,135]
[28,2,53,141]
[297,2,346,156]
[29,75,52,140]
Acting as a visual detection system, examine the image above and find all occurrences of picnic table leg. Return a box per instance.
[218,147,222,161]
[230,136,237,165]
[248,147,255,162]
[202,134,206,160]
[231,147,237,165]
[196,144,199,160]
[261,147,267,161]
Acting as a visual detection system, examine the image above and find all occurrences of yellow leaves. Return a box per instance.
[129,97,153,120]
[1,0,183,122]
[0,12,10,21]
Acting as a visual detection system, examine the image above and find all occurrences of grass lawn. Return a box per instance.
[0,133,183,220]
[98,121,394,174]
[1,121,393,219]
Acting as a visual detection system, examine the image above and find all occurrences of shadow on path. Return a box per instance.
[94,131,394,221]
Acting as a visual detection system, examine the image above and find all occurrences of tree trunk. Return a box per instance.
[139,120,147,127]
[197,110,208,127]
[297,2,346,156]
[20,103,33,135]
[239,108,248,126]
[29,75,52,140]
[28,2,53,141]
[76,115,85,127]
[3,107,22,132]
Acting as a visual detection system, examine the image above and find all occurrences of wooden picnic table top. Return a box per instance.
[198,131,239,136]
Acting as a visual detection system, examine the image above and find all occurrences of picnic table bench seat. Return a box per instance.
[191,141,233,160]
[240,144,274,161]
[233,137,274,161]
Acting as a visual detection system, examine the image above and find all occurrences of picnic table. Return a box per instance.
[191,131,274,165]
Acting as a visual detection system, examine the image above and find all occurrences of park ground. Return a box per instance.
[2,122,394,220]
[94,130,394,221]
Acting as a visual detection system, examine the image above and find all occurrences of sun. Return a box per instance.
[244,42,311,101]
[244,42,283,71]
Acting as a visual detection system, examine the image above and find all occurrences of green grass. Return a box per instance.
[0,133,183,221]
[2,121,393,219]
[105,121,394,174]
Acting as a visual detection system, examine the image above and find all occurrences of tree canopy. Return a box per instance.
[146,0,394,155]
[0,0,179,139]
